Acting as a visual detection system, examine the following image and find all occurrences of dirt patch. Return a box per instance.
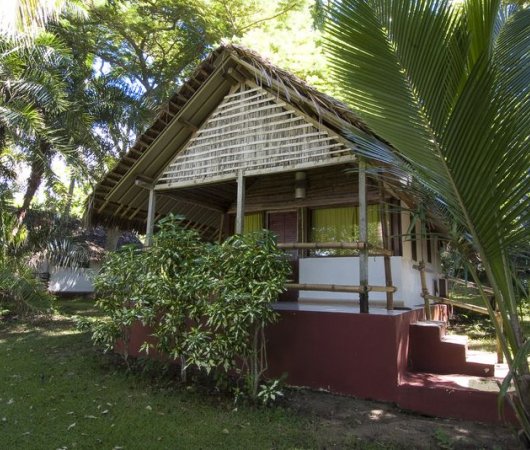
[286,388,519,449]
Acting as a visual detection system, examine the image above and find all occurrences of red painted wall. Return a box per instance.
[116,304,515,425]
[265,309,425,402]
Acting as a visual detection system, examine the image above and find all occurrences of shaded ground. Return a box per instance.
[288,389,518,449]
[0,298,520,449]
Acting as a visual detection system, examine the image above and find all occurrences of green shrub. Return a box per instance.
[88,215,291,403]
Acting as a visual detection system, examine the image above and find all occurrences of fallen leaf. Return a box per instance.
[67,423,76,430]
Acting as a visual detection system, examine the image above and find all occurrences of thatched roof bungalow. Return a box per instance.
[84,46,514,424]
[87,44,442,310]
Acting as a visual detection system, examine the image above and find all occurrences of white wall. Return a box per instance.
[48,267,97,293]
[298,256,439,308]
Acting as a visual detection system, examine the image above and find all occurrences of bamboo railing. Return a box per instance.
[277,241,393,257]
[279,241,396,310]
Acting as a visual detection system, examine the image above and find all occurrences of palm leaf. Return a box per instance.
[324,0,529,435]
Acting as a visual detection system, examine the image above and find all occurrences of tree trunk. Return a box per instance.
[62,176,76,218]
[14,140,51,234]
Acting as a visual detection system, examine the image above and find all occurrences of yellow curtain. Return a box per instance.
[310,205,382,252]
[311,207,357,242]
[244,212,264,234]
[367,205,383,247]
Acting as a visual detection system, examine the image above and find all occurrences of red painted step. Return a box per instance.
[397,371,516,425]
[408,321,495,377]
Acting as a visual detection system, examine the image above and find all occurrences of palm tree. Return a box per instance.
[0,0,85,38]
[323,0,529,441]
[0,32,94,228]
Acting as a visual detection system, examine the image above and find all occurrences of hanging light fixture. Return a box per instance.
[295,171,307,199]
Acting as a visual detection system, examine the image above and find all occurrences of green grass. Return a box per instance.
[448,295,530,355]
[0,298,384,450]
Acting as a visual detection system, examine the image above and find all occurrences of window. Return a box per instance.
[243,212,264,234]
[309,205,382,256]
[389,198,403,256]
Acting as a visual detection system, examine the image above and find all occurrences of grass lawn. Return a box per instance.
[0,298,519,449]
[445,285,530,354]
[0,298,365,450]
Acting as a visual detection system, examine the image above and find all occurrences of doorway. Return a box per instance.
[268,211,298,302]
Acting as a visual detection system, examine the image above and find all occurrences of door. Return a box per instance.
[268,211,298,301]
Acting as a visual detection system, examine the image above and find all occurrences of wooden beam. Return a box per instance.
[235,170,245,234]
[359,158,369,313]
[285,283,396,293]
[426,295,488,315]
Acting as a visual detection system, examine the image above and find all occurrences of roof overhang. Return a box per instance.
[87,45,393,236]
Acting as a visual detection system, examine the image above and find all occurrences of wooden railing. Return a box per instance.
[278,241,396,310]
[277,241,393,257]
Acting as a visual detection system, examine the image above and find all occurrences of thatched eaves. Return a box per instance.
[87,44,383,235]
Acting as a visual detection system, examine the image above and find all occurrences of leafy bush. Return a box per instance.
[0,195,54,317]
[89,215,291,403]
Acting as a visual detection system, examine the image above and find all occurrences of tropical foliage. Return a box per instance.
[86,216,291,403]
[323,0,530,441]
[0,192,54,316]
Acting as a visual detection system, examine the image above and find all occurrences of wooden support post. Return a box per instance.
[145,187,156,246]
[235,171,245,234]
[358,159,369,313]
[379,181,394,310]
[419,261,431,320]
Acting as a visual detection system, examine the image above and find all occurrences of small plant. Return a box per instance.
[433,428,453,450]
[257,378,285,406]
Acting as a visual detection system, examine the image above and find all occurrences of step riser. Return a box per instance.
[408,322,495,377]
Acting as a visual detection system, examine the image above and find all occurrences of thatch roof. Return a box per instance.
[87,44,383,236]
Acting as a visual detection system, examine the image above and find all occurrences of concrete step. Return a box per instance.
[408,322,495,377]
[397,371,516,424]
